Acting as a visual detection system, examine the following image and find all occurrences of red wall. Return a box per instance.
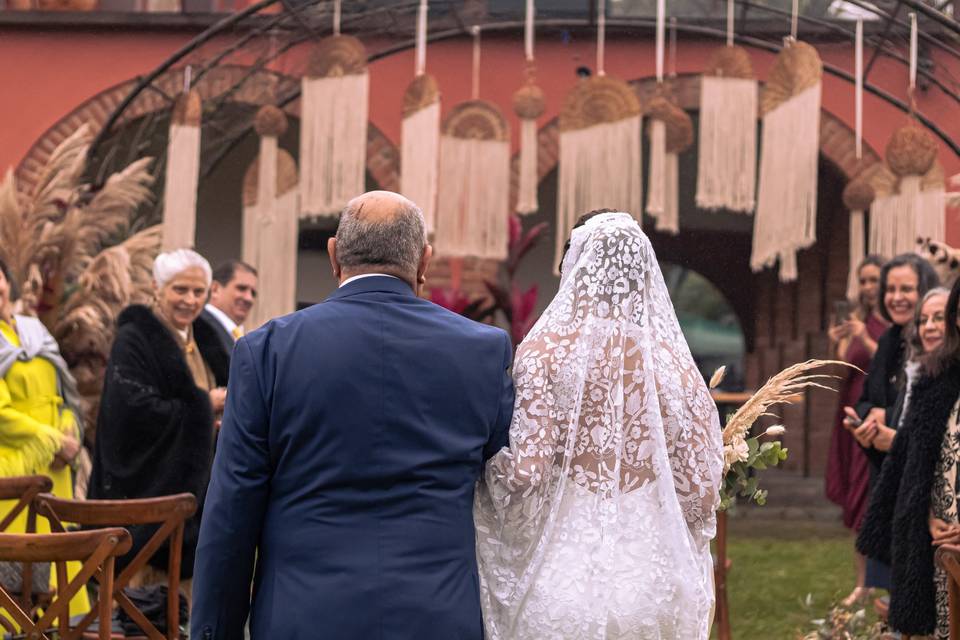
[2,27,957,238]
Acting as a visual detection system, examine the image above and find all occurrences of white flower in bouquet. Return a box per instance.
[723,438,749,473]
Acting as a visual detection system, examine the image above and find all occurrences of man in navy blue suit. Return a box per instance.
[190,191,514,639]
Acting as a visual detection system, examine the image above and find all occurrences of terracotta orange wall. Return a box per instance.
[2,27,958,238]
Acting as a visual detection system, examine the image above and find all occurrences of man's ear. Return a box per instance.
[418,244,433,284]
[328,237,341,281]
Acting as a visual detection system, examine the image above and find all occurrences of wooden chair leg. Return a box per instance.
[101,557,114,640]
[57,560,69,638]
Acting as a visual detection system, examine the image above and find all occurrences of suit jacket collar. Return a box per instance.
[325,275,416,302]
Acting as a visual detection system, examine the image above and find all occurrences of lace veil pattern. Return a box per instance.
[475,212,723,639]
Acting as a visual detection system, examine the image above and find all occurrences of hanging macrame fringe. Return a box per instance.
[646,119,679,234]
[517,118,539,214]
[299,72,369,218]
[696,76,758,212]
[243,136,300,330]
[847,209,865,302]
[435,135,510,260]
[555,116,643,273]
[869,176,946,257]
[162,92,202,251]
[752,82,821,281]
[401,100,441,233]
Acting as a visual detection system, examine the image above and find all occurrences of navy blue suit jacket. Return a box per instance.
[191,276,514,640]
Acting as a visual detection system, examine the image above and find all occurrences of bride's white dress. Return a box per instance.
[475,213,723,640]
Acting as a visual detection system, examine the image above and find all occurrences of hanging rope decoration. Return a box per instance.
[401,0,441,233]
[752,1,823,282]
[299,1,369,219]
[162,67,202,251]
[242,106,300,330]
[646,10,693,235]
[844,19,871,303]
[869,13,945,258]
[435,27,511,260]
[555,0,642,272]
[514,0,544,215]
[696,0,758,213]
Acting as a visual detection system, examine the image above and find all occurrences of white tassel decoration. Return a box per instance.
[753,82,821,281]
[847,209,865,302]
[300,36,369,218]
[555,116,643,272]
[696,76,757,212]
[162,90,202,250]
[401,98,441,232]
[516,117,540,214]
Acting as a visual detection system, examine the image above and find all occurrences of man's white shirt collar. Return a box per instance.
[205,303,240,337]
[339,273,400,288]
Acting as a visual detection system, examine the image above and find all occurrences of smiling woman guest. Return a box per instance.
[843,253,939,593]
[88,249,229,600]
[858,281,960,639]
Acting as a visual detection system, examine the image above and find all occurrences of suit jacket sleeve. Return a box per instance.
[484,332,514,463]
[191,338,272,640]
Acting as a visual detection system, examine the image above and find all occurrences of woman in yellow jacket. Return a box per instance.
[0,259,88,617]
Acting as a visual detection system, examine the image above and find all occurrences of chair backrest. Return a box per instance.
[35,493,197,640]
[0,475,55,615]
[0,528,131,640]
[0,475,53,532]
[937,546,960,640]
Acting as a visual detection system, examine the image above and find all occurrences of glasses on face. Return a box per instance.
[920,313,946,327]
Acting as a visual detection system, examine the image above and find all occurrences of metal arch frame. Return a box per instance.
[87,0,960,182]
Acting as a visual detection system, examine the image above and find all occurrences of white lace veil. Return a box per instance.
[475,212,723,639]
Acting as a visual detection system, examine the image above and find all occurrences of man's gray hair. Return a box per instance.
[153,249,213,288]
[336,197,427,274]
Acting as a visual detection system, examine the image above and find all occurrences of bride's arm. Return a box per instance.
[657,349,724,550]
[485,345,556,492]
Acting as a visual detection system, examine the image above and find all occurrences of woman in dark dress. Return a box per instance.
[843,253,939,594]
[89,249,229,600]
[824,255,887,606]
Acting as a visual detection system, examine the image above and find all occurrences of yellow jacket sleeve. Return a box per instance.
[0,376,63,476]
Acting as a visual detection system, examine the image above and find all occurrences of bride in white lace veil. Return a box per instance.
[475,211,724,640]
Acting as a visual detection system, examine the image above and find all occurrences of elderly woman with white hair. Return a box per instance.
[89,249,229,595]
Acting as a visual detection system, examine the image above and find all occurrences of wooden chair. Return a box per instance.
[0,475,55,614]
[937,545,960,640]
[35,493,197,640]
[713,511,732,640]
[0,528,131,640]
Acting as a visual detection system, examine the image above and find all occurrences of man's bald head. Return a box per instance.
[330,191,429,286]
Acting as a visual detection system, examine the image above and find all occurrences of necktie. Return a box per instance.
[232,326,243,341]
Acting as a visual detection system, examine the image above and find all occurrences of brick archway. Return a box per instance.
[15,65,399,194]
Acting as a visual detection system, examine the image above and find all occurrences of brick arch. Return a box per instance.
[511,73,880,203]
[15,64,399,194]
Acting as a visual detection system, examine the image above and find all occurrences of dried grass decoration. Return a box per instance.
[242,106,300,330]
[401,74,441,233]
[299,35,369,218]
[161,88,202,251]
[752,41,823,282]
[842,176,875,302]
[696,45,758,213]
[869,121,944,257]
[645,91,693,235]
[435,100,511,260]
[555,75,642,273]
[514,82,545,215]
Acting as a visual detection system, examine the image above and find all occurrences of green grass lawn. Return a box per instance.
[720,519,868,639]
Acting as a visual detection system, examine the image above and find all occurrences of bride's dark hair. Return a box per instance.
[558,208,619,272]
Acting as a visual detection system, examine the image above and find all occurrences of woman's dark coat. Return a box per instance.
[88,304,229,578]
[855,324,906,471]
[857,362,960,636]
